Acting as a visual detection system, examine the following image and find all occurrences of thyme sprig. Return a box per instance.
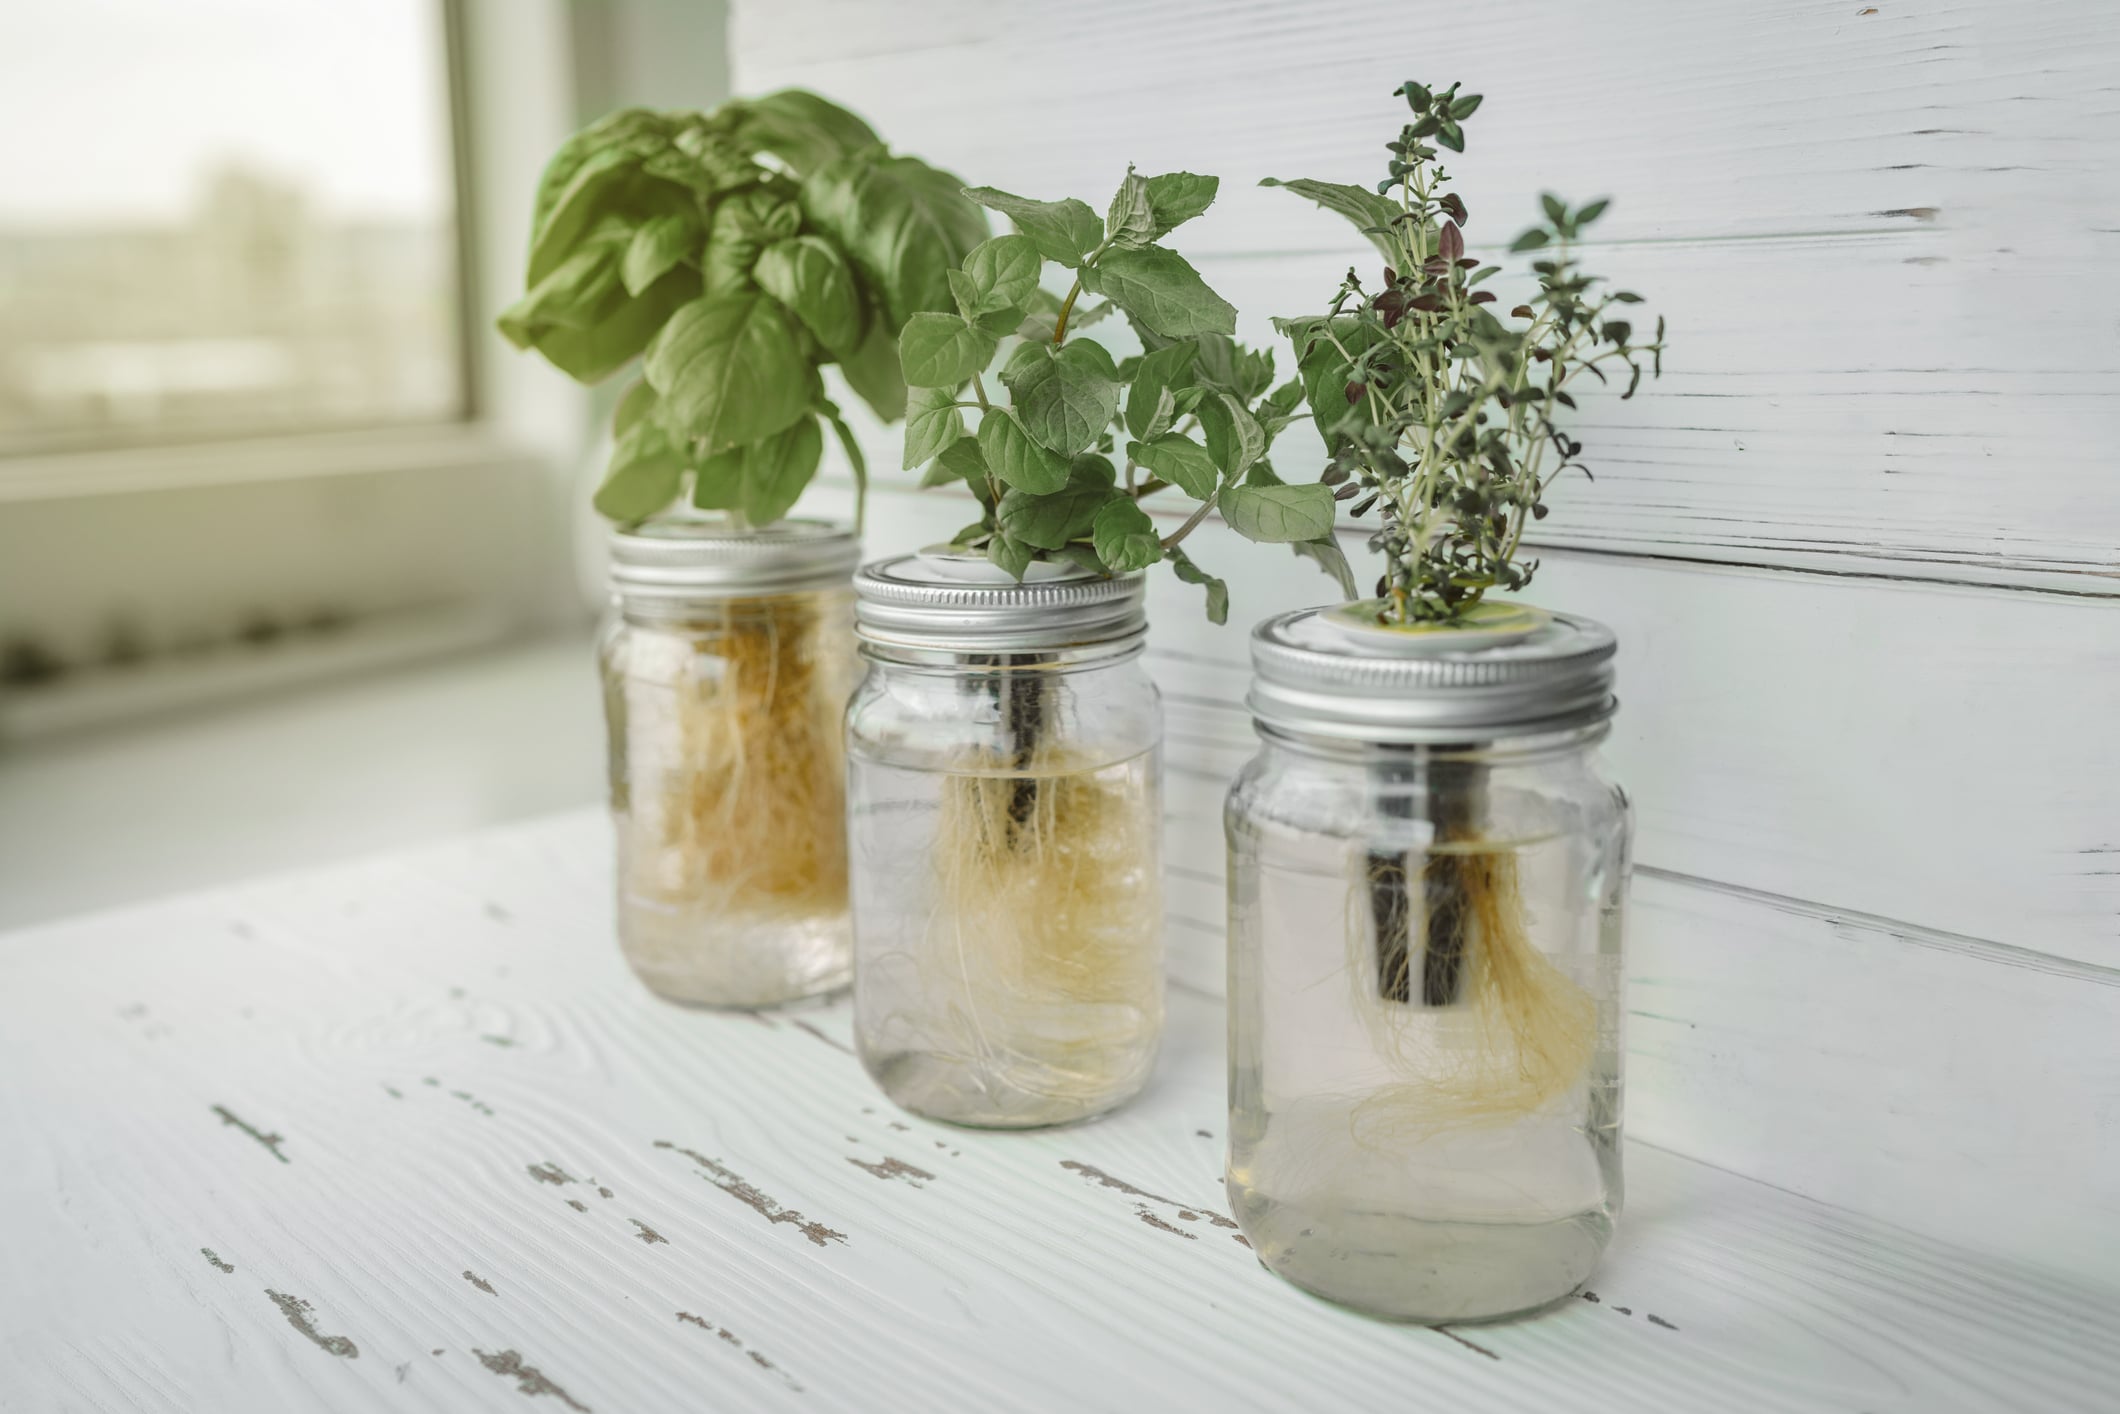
[1269,80,1667,624]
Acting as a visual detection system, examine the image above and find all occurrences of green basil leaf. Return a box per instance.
[592,420,686,524]
[1124,340,1199,441]
[959,234,1043,315]
[614,380,658,438]
[1130,432,1218,500]
[527,110,677,283]
[898,311,997,389]
[1291,535,1358,599]
[1080,247,1235,338]
[1164,543,1229,625]
[498,228,629,341]
[646,292,816,452]
[902,385,964,471]
[962,186,1103,268]
[987,532,1033,580]
[998,483,1119,551]
[527,265,700,384]
[691,447,744,510]
[1002,342,1122,457]
[976,410,1070,493]
[1143,171,1219,239]
[732,89,880,178]
[838,319,908,423]
[802,154,989,328]
[1091,497,1161,572]
[1196,391,1265,478]
[621,213,700,297]
[1258,177,1401,260]
[752,234,864,354]
[739,414,824,525]
[1217,482,1336,542]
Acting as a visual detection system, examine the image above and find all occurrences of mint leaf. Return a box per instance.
[1165,544,1229,624]
[646,292,816,452]
[622,213,700,296]
[902,385,964,471]
[1196,392,1265,479]
[976,410,1070,493]
[959,234,1043,315]
[739,414,824,524]
[1004,342,1122,456]
[1130,432,1218,500]
[1143,172,1218,239]
[1091,497,1161,572]
[592,420,685,523]
[1082,247,1235,338]
[1259,177,1401,260]
[1292,534,1358,598]
[962,186,1103,268]
[898,312,997,389]
[1068,452,1117,489]
[1124,340,1199,441]
[987,532,1033,580]
[1217,482,1335,542]
[752,235,864,355]
[998,483,1118,550]
[1243,458,1284,486]
[1105,167,1155,248]
[924,433,987,488]
[1256,377,1306,442]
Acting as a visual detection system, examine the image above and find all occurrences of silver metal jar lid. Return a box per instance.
[853,551,1147,653]
[607,518,861,599]
[1247,605,1618,744]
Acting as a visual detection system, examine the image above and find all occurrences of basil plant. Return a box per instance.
[500,90,987,530]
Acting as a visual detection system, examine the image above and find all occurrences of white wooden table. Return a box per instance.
[4,810,2114,1413]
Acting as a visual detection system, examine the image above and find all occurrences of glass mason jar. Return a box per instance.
[846,553,1164,1128]
[599,519,861,1007]
[1224,606,1631,1322]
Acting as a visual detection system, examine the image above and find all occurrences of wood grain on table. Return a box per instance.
[3,812,2114,1413]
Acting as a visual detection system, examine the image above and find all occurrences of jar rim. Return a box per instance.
[853,552,1147,653]
[608,517,860,598]
[1247,604,1618,743]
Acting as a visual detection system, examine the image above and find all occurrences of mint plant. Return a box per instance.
[500,91,986,530]
[895,169,1352,622]
[1267,81,1666,624]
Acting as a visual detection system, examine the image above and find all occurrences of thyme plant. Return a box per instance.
[500,91,985,530]
[897,169,1352,622]
[1269,81,1666,624]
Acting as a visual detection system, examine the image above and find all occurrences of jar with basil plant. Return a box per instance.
[500,91,985,1007]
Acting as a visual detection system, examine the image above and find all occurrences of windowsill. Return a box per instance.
[0,420,550,503]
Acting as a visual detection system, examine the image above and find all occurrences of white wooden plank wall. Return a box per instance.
[744,0,2120,1283]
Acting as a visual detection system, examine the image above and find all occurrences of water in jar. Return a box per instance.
[603,590,855,1006]
[849,744,1163,1127]
[1226,760,1625,1322]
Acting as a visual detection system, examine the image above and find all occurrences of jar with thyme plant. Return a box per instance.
[1225,606,1630,1321]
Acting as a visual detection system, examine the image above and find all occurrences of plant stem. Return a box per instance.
[1160,496,1217,551]
[1051,277,1084,345]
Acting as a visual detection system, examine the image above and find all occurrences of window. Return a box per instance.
[0,0,465,453]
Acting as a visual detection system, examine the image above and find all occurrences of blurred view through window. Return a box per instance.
[0,0,463,453]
